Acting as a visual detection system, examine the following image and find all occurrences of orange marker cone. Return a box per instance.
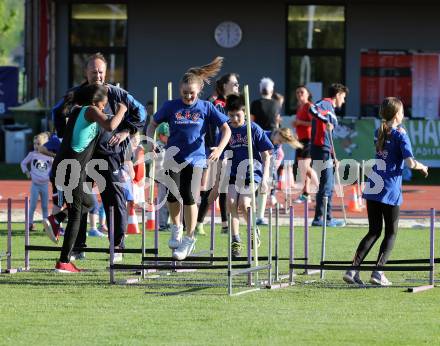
[277,168,285,190]
[348,185,362,213]
[146,203,155,231]
[126,203,140,234]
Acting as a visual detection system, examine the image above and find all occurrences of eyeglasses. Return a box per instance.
[230,82,239,87]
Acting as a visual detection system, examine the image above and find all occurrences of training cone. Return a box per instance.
[277,168,285,190]
[347,186,362,213]
[146,203,155,231]
[127,204,140,234]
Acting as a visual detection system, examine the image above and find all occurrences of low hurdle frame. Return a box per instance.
[289,197,438,292]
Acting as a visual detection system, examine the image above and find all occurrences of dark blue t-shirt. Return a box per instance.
[223,122,274,183]
[154,99,228,167]
[44,133,61,154]
[363,126,414,206]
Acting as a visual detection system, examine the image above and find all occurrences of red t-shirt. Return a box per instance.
[295,102,313,140]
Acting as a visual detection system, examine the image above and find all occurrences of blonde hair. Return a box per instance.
[376,97,403,152]
[181,57,224,90]
[34,132,49,145]
[273,128,303,149]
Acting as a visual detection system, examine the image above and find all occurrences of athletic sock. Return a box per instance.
[256,193,267,219]
[232,234,241,243]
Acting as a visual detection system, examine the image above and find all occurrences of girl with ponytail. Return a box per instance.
[146,57,231,261]
[254,127,304,224]
[196,72,240,236]
[343,97,428,287]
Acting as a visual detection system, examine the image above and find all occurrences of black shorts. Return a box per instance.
[296,139,311,159]
[167,165,203,205]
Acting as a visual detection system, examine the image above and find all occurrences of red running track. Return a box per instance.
[0,180,438,219]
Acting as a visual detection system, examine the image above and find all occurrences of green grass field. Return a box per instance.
[0,222,439,345]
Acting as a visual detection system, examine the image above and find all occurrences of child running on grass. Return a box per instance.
[255,127,304,224]
[21,133,53,231]
[343,97,428,286]
[196,72,240,236]
[146,57,231,261]
[47,84,127,273]
[211,94,273,257]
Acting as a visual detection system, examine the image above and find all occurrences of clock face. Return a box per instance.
[214,21,242,48]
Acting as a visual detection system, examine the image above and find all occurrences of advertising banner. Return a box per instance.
[0,66,19,115]
[333,118,440,167]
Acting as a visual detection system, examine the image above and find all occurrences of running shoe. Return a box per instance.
[327,219,346,227]
[370,271,392,286]
[256,217,268,226]
[70,252,86,261]
[55,261,81,273]
[311,219,323,227]
[293,194,311,204]
[231,241,242,258]
[168,224,183,249]
[221,226,229,234]
[343,270,364,285]
[172,236,196,260]
[88,228,106,237]
[111,252,123,263]
[43,215,61,244]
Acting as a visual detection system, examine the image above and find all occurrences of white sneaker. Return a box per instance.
[172,236,196,260]
[370,271,392,286]
[112,252,123,263]
[168,224,183,249]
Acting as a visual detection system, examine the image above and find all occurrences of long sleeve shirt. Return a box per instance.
[20,151,53,185]
[309,98,339,152]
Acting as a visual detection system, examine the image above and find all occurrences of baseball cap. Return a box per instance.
[157,122,169,136]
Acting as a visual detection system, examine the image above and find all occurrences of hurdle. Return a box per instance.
[289,196,438,291]
[109,204,273,295]
[0,198,21,274]
[18,197,158,273]
[263,203,314,289]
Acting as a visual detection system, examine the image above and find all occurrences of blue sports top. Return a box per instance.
[222,121,274,183]
[71,106,99,153]
[362,126,414,206]
[153,99,228,167]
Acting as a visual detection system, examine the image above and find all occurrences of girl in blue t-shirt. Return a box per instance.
[211,94,274,257]
[255,128,303,225]
[344,97,428,286]
[146,57,231,261]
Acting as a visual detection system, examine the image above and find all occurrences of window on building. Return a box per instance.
[69,4,127,87]
[286,5,345,115]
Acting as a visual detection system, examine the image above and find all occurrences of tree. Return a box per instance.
[0,0,24,66]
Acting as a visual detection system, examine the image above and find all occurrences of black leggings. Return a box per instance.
[59,174,94,263]
[353,199,400,267]
[197,191,227,223]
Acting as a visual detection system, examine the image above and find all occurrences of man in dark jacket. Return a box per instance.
[49,53,146,258]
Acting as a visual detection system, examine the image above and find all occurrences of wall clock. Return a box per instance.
[214,21,242,48]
